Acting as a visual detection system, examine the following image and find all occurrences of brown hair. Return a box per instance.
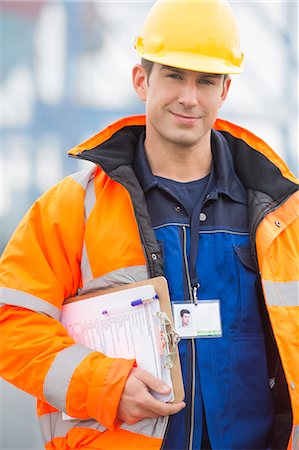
[141,58,228,84]
[141,58,154,77]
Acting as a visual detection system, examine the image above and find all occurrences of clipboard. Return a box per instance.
[63,276,184,403]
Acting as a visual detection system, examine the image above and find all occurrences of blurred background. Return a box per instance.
[0,1,298,449]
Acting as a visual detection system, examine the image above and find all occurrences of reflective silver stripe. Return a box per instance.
[80,172,97,282]
[0,287,61,320]
[43,344,94,411]
[81,242,94,283]
[69,165,96,190]
[120,416,168,439]
[154,223,249,236]
[198,230,249,235]
[78,167,149,289]
[263,280,299,306]
[38,411,106,444]
[79,265,148,295]
[293,425,299,450]
[84,174,96,221]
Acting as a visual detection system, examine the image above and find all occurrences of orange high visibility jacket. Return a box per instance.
[0,116,298,450]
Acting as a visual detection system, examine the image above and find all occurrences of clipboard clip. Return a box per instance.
[154,311,181,369]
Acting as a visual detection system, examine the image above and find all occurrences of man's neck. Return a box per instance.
[144,133,212,182]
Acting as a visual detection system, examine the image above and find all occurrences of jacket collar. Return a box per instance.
[68,114,297,206]
[133,129,248,205]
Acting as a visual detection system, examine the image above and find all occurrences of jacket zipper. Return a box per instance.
[250,204,275,268]
[182,225,196,450]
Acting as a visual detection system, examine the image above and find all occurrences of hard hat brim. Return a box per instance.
[139,51,244,75]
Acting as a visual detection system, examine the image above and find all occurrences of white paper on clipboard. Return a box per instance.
[60,284,173,420]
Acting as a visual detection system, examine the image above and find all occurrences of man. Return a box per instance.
[180,309,191,328]
[0,1,298,449]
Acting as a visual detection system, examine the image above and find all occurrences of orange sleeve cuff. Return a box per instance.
[94,358,135,429]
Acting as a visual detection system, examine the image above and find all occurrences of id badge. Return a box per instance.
[173,300,222,339]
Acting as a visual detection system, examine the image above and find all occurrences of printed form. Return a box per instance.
[61,284,173,419]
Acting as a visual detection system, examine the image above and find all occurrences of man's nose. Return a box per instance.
[178,81,198,108]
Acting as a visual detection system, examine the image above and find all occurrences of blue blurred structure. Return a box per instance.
[0,2,298,449]
[1,2,150,253]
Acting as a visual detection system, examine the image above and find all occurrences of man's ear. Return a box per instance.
[132,64,148,102]
[219,76,231,106]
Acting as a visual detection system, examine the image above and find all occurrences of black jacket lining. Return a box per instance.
[77,125,297,205]
[220,131,297,204]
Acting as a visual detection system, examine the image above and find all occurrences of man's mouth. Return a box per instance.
[169,111,201,122]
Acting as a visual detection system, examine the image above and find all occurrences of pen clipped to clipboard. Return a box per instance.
[61,276,184,406]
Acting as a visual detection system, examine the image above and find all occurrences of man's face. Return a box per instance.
[182,313,190,327]
[133,63,230,150]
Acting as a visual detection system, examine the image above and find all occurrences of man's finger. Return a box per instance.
[146,400,186,417]
[141,389,186,416]
[135,368,172,395]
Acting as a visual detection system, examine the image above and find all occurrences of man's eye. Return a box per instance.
[199,79,214,85]
[167,73,182,80]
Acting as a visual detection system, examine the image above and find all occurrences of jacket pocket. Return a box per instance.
[225,245,264,335]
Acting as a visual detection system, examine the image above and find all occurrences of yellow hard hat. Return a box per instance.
[135,0,244,74]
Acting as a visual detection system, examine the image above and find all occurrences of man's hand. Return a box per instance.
[117,367,186,425]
